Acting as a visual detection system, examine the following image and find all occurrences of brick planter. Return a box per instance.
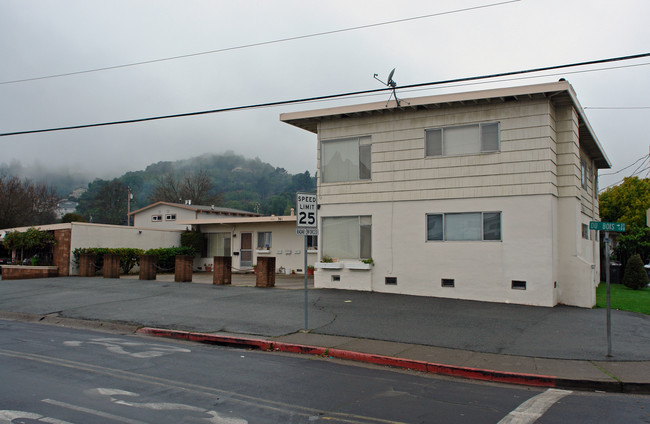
[79,253,97,277]
[1,265,58,280]
[255,257,276,288]
[103,254,121,279]
[213,256,232,285]
[175,255,193,282]
[53,229,71,276]
[139,255,157,280]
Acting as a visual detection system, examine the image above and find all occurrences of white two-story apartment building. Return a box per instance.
[281,80,610,307]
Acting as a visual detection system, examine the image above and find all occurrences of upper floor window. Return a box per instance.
[151,215,162,222]
[321,136,371,183]
[165,214,176,221]
[581,159,590,190]
[425,122,499,157]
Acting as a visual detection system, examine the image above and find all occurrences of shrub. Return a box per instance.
[72,247,144,274]
[180,230,205,254]
[144,246,196,272]
[622,254,649,290]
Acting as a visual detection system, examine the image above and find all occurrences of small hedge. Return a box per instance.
[73,247,144,274]
[73,246,196,274]
[144,246,196,272]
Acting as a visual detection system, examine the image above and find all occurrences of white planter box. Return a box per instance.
[344,262,373,270]
[315,262,343,270]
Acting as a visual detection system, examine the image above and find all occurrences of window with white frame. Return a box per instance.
[581,159,589,190]
[581,223,589,240]
[425,122,499,157]
[426,212,501,241]
[208,232,231,257]
[322,216,371,259]
[151,215,162,222]
[165,214,176,221]
[257,232,272,249]
[321,136,371,183]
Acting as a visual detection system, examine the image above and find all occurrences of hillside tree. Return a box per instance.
[0,175,59,229]
[149,170,222,206]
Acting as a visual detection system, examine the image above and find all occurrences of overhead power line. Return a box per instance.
[0,0,520,85]
[600,154,648,176]
[1,52,649,138]
[585,106,650,110]
[600,156,650,192]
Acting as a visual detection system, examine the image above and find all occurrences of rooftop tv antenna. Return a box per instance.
[373,68,409,107]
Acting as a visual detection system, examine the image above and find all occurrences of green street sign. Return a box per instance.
[589,221,626,232]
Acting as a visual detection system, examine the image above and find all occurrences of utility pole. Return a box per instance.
[127,186,133,226]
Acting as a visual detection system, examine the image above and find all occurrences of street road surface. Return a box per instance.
[1,320,648,423]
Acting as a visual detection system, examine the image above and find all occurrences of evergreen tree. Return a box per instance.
[622,254,649,290]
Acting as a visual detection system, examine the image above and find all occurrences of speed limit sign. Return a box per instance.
[296,193,318,236]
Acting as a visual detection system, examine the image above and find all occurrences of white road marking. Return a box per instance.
[64,337,190,358]
[88,388,248,423]
[0,409,76,424]
[42,399,147,424]
[498,388,572,424]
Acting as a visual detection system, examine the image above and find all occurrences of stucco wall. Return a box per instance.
[316,195,558,307]
[133,206,195,230]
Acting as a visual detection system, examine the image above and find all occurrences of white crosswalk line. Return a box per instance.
[498,388,572,424]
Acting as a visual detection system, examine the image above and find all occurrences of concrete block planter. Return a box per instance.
[315,262,343,270]
[344,262,373,270]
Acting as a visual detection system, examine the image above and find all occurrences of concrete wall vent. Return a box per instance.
[441,279,455,288]
[512,280,527,290]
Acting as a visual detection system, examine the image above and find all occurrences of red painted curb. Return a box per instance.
[137,327,560,389]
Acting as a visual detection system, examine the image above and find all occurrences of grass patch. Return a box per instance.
[595,283,650,314]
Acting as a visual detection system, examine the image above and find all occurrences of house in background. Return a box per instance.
[180,212,317,273]
[281,80,610,308]
[129,201,259,230]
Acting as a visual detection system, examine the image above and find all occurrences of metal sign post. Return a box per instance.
[296,193,318,331]
[590,221,626,357]
[604,231,612,357]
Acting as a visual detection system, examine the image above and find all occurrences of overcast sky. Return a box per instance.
[1,0,648,191]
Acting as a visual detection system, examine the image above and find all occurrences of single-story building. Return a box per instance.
[0,222,182,276]
[180,212,317,274]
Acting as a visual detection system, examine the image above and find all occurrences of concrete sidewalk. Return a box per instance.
[0,275,648,393]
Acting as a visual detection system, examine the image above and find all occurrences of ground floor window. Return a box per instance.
[307,235,318,249]
[257,231,272,249]
[427,212,501,241]
[207,233,231,257]
[322,216,371,260]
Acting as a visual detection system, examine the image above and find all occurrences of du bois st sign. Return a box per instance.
[589,221,626,232]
